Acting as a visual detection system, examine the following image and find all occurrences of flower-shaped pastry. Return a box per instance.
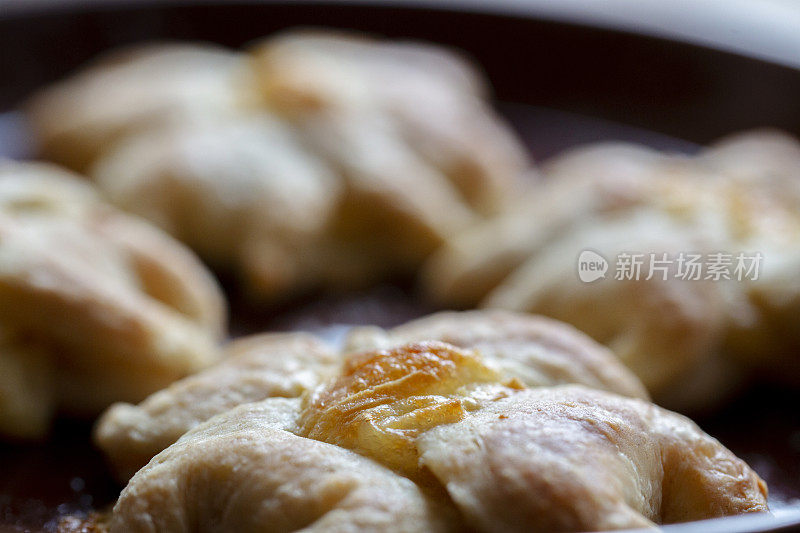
[0,160,225,439]
[424,130,800,411]
[103,311,767,532]
[27,31,530,299]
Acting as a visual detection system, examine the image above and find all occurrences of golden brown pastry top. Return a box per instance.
[298,341,522,478]
[345,309,649,399]
[94,309,646,481]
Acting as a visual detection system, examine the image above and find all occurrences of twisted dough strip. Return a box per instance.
[0,161,225,439]
[96,333,339,481]
[111,400,458,533]
[417,385,768,532]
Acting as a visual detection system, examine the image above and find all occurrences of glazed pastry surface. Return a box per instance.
[95,310,647,480]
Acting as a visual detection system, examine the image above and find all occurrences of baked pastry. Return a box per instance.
[248,32,526,216]
[701,129,800,205]
[111,400,459,533]
[95,309,647,481]
[415,385,767,531]
[27,31,530,299]
[423,130,800,411]
[0,160,225,439]
[344,309,647,399]
[26,43,251,172]
[96,332,340,481]
[107,335,767,532]
[89,116,342,295]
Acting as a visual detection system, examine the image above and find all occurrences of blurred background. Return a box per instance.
[2,1,800,531]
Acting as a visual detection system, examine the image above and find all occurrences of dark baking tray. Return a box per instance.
[1,2,799,532]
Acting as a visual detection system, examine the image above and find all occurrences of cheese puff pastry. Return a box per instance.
[0,160,225,439]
